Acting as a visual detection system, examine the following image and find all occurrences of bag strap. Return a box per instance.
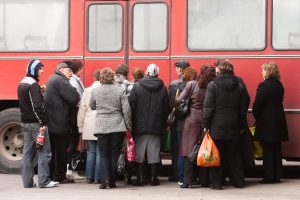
[172,89,180,110]
[186,81,197,101]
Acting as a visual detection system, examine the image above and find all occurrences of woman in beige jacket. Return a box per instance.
[77,70,101,184]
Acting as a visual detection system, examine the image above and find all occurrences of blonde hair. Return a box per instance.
[99,67,115,84]
[262,61,280,80]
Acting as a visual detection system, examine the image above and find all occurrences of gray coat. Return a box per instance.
[90,84,132,135]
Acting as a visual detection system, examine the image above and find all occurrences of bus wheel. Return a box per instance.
[0,108,23,174]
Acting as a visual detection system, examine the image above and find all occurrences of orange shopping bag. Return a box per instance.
[197,132,220,167]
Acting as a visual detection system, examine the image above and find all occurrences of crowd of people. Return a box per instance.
[17,58,288,190]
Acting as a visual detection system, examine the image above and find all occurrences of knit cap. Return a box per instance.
[146,63,159,77]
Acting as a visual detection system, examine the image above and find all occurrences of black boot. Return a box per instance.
[151,164,160,186]
[132,163,143,186]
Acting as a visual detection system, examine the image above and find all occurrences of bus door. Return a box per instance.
[84,1,127,87]
[127,0,171,85]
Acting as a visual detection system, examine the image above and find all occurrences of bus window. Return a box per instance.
[0,0,69,52]
[272,0,300,50]
[88,4,123,52]
[187,0,266,51]
[132,3,168,52]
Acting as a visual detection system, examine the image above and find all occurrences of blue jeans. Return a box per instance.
[177,130,185,182]
[22,123,51,188]
[86,140,101,181]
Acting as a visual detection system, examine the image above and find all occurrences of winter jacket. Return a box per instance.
[18,76,46,126]
[129,76,169,136]
[77,81,100,140]
[253,78,288,142]
[168,75,185,131]
[90,84,132,134]
[202,74,248,140]
[44,70,80,135]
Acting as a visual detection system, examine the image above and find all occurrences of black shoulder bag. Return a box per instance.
[174,82,197,120]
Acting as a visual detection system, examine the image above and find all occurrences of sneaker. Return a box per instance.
[67,170,84,180]
[43,181,59,188]
[177,181,183,186]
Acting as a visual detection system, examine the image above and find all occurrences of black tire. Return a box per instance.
[0,108,23,174]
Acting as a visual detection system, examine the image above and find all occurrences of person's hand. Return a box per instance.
[39,126,46,133]
[41,85,46,93]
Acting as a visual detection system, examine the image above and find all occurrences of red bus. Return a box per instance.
[0,0,299,173]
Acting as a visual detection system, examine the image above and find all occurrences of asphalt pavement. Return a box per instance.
[1,173,300,200]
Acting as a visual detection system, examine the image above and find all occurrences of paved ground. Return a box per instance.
[1,174,300,200]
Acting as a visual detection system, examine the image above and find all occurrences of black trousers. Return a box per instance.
[49,133,69,181]
[183,157,193,185]
[97,132,124,184]
[208,140,244,188]
[183,157,209,186]
[67,132,80,170]
[68,107,80,170]
[262,142,282,182]
[170,127,179,179]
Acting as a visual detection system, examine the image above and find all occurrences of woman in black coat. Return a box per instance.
[202,61,248,189]
[253,61,288,184]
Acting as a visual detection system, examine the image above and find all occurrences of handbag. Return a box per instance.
[117,152,126,175]
[197,131,220,167]
[188,142,201,163]
[167,108,176,127]
[249,126,263,159]
[125,130,136,162]
[71,150,87,171]
[167,89,179,127]
[174,83,197,120]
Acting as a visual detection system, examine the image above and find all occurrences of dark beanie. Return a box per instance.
[26,59,44,80]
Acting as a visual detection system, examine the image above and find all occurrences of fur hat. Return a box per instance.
[26,59,43,78]
[146,63,159,77]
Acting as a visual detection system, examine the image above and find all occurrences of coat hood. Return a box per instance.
[214,74,239,91]
[139,76,164,91]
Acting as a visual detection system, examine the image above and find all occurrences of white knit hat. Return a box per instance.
[146,63,159,77]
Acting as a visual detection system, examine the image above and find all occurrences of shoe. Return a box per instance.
[125,177,132,185]
[177,181,183,186]
[132,179,143,186]
[259,179,274,184]
[86,178,94,184]
[59,179,75,184]
[99,183,107,189]
[24,183,36,188]
[180,183,192,188]
[67,170,84,180]
[274,179,281,183]
[42,181,59,188]
[109,182,116,188]
[209,184,222,190]
[150,177,160,186]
